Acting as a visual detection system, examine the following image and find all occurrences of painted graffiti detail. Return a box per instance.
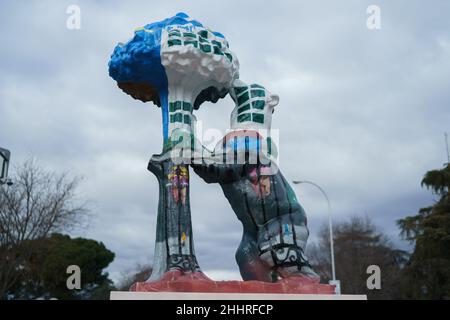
[167,165,189,205]
[248,166,272,198]
[181,231,187,245]
[167,254,200,272]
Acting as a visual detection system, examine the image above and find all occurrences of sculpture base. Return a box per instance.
[111,291,366,300]
[130,270,335,295]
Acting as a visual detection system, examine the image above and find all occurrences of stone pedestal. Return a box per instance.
[128,270,337,295]
[110,291,367,300]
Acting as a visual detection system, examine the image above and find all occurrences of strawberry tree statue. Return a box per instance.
[108,13,239,282]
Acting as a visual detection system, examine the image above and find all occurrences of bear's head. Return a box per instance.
[229,79,279,131]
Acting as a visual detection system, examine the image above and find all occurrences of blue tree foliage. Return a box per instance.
[108,12,224,92]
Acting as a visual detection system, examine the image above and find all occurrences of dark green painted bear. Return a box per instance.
[191,80,319,282]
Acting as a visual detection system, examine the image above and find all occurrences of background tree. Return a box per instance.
[397,163,450,299]
[308,216,408,299]
[11,233,115,300]
[0,159,114,299]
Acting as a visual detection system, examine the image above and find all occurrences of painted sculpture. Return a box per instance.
[109,13,334,294]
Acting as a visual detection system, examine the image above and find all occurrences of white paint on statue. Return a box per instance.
[160,25,240,140]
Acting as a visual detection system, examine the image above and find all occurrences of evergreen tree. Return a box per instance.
[397,163,450,299]
[11,233,115,300]
[308,216,407,299]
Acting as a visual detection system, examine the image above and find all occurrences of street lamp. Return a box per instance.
[292,180,340,294]
[0,147,13,186]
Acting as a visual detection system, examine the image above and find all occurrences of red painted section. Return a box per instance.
[130,270,335,294]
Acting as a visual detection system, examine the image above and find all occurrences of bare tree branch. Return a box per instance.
[0,159,88,299]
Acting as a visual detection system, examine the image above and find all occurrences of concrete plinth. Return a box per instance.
[110,291,367,300]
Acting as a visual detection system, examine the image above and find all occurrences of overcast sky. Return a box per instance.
[1,1,449,283]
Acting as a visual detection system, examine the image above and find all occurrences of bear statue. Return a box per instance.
[190,79,319,283]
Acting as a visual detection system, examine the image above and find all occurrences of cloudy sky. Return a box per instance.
[1,1,449,283]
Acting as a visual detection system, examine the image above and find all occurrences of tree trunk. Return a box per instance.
[147,153,200,281]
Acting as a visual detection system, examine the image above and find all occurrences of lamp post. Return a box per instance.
[0,147,12,186]
[292,180,340,294]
